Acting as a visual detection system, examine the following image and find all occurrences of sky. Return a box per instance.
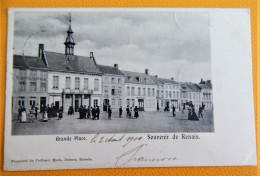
[13,10,212,82]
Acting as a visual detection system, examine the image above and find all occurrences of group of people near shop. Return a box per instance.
[179,101,205,121]
[125,106,139,119]
[75,105,101,120]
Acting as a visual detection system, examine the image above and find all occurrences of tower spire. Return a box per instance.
[64,13,75,59]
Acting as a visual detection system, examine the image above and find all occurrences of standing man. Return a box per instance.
[198,106,203,118]
[108,105,112,120]
[172,105,176,117]
[34,104,39,119]
[92,107,96,120]
[58,106,63,120]
[134,106,139,119]
[119,106,123,118]
[96,106,100,120]
[126,106,130,118]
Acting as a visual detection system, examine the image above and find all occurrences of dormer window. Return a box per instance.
[127,76,131,81]
[143,78,147,83]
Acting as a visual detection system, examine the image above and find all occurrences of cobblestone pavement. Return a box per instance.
[12,110,214,135]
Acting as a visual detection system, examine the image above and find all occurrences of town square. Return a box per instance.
[11,11,213,135]
[12,110,214,135]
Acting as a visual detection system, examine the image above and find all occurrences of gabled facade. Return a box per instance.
[98,64,125,111]
[121,69,157,111]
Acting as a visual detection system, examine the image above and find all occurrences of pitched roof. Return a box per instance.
[121,70,156,85]
[157,78,178,84]
[45,51,101,74]
[13,55,46,69]
[196,83,211,90]
[97,64,124,76]
[181,83,201,92]
[150,76,163,85]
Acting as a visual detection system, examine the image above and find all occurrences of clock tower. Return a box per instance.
[64,14,75,60]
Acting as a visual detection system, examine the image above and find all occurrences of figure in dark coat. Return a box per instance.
[108,106,112,120]
[198,106,203,118]
[34,105,38,119]
[58,106,63,120]
[126,106,130,118]
[96,106,100,120]
[119,106,123,118]
[92,107,96,120]
[172,105,176,117]
[134,106,139,119]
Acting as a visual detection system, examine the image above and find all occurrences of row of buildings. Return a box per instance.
[12,17,213,113]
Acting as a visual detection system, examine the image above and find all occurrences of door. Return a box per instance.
[103,99,109,111]
[55,101,59,110]
[138,99,144,111]
[166,101,170,111]
[75,100,79,112]
[40,97,46,112]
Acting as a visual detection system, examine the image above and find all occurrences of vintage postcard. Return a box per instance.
[4,8,256,171]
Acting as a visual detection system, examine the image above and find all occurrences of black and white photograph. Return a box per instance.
[4,8,257,171]
[11,10,214,135]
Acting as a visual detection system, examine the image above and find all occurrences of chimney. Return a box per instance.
[171,77,174,81]
[155,75,158,78]
[145,69,149,75]
[38,44,48,67]
[114,64,118,69]
[90,52,94,58]
[38,44,44,58]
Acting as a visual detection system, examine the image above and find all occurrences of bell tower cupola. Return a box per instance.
[64,14,75,59]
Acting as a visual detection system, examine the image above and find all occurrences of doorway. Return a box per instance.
[138,99,144,111]
[40,97,46,112]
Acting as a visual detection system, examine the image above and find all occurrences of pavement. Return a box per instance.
[12,110,214,135]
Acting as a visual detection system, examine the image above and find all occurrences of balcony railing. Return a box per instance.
[63,88,93,94]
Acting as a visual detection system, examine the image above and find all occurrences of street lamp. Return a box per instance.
[22,29,46,57]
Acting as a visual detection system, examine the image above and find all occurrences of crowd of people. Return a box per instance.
[17,101,206,123]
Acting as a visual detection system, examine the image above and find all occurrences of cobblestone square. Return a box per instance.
[12,110,214,135]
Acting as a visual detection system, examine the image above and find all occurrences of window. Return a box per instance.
[152,88,155,96]
[66,77,71,89]
[126,99,130,106]
[94,79,99,91]
[161,100,163,107]
[118,87,122,95]
[111,78,115,83]
[30,82,36,92]
[112,99,115,105]
[18,97,25,106]
[161,90,164,97]
[84,78,89,90]
[169,91,172,98]
[148,88,151,96]
[132,99,135,107]
[173,91,175,98]
[127,87,130,96]
[40,82,46,92]
[166,91,168,98]
[143,88,146,96]
[118,78,121,84]
[19,81,26,91]
[143,78,147,83]
[53,76,59,89]
[157,90,159,97]
[105,77,109,83]
[104,86,108,94]
[31,70,37,76]
[111,87,115,95]
[75,77,80,89]
[94,99,98,107]
[138,87,141,96]
[131,87,135,96]
[127,76,131,81]
[29,97,36,107]
[118,99,122,106]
